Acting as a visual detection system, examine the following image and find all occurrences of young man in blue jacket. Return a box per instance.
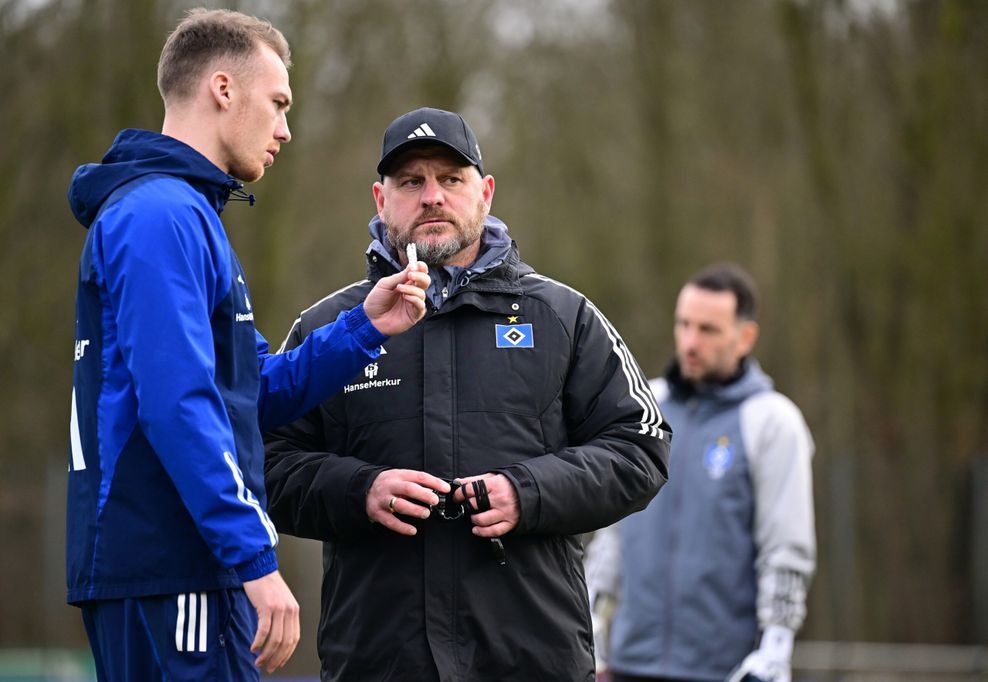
[586,263,816,682]
[66,9,428,681]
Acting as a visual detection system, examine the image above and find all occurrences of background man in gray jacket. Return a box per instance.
[586,262,815,682]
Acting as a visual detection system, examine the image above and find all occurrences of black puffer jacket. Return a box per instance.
[264,230,670,682]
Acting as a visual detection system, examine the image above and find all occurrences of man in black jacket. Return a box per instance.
[264,107,671,682]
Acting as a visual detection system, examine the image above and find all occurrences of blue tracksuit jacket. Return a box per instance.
[66,129,386,603]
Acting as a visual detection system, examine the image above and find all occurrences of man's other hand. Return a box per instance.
[242,570,300,673]
[455,473,520,538]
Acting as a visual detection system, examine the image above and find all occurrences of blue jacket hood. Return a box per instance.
[68,128,242,228]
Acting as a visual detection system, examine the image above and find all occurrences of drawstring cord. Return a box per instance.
[229,188,255,206]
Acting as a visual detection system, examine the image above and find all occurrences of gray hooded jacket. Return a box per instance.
[586,359,815,681]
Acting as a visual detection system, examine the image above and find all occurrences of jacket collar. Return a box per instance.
[68,128,244,228]
[665,357,773,403]
[364,215,531,306]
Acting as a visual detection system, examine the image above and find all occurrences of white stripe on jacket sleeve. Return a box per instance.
[223,451,279,547]
[69,388,86,471]
[524,274,665,438]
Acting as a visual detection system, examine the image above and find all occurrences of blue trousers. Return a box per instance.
[81,588,259,682]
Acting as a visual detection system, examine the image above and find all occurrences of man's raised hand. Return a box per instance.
[364,262,430,336]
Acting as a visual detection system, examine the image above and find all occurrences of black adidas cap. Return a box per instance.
[377,107,484,177]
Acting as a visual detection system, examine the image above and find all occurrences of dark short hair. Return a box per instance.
[157,8,291,104]
[687,262,759,321]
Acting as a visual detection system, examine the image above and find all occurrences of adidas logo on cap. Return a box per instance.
[407,123,437,139]
[378,107,484,176]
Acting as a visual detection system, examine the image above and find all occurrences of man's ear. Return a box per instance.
[738,320,759,357]
[373,181,386,217]
[208,71,233,110]
[481,174,495,208]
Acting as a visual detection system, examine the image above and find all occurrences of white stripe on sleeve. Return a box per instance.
[69,388,86,471]
[524,274,665,438]
[223,451,279,547]
[276,279,369,353]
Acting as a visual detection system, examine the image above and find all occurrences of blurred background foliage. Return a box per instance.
[1,0,986,673]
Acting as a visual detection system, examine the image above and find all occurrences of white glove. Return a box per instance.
[725,625,794,682]
[591,592,618,673]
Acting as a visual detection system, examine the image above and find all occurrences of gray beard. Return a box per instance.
[412,235,474,264]
[386,219,483,266]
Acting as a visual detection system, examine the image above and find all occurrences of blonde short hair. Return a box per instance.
[157,8,291,104]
